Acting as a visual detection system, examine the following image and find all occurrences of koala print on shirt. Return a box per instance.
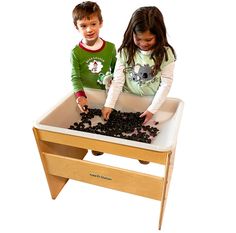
[125,64,155,86]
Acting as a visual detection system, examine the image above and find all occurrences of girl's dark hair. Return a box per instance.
[72,1,103,29]
[119,6,176,75]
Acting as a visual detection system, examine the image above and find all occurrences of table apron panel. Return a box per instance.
[37,129,169,165]
[43,152,164,200]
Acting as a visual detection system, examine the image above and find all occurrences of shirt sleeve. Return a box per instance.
[110,45,117,73]
[147,62,175,114]
[104,54,125,108]
[70,50,84,93]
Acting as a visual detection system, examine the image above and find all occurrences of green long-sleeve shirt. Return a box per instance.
[71,39,116,97]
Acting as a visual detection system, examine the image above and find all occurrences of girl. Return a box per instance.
[102,6,176,125]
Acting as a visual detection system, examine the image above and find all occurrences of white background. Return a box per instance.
[1,0,236,232]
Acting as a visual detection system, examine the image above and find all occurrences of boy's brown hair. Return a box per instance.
[72,1,103,29]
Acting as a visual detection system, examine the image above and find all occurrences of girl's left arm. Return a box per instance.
[147,62,175,114]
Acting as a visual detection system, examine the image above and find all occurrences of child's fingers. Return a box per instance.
[143,117,148,125]
[106,112,111,120]
[139,111,147,119]
[102,107,112,120]
[78,104,85,112]
[83,105,88,112]
[103,112,109,120]
[139,112,145,118]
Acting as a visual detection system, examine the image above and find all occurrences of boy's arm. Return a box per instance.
[147,62,175,114]
[71,50,86,98]
[110,45,117,73]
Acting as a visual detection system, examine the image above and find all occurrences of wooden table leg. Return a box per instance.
[158,151,175,230]
[33,127,87,199]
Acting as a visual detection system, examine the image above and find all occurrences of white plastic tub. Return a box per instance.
[35,88,184,152]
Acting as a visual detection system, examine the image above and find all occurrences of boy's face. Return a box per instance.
[76,13,103,45]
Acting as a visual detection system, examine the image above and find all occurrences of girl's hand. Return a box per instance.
[139,110,153,124]
[102,107,113,120]
[76,96,88,112]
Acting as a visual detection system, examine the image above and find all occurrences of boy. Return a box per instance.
[71,1,116,112]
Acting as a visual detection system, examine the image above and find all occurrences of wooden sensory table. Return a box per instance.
[33,89,183,230]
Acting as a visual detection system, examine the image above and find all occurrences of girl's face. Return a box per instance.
[133,30,156,51]
[76,13,102,45]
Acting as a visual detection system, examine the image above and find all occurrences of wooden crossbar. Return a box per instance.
[43,152,164,200]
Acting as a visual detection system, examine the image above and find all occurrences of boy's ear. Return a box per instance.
[100,21,103,28]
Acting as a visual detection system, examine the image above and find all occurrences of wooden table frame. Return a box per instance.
[33,127,176,230]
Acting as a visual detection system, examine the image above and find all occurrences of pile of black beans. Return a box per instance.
[68,108,159,144]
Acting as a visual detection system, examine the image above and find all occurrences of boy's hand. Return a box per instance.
[102,107,113,120]
[139,110,153,124]
[76,96,88,112]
